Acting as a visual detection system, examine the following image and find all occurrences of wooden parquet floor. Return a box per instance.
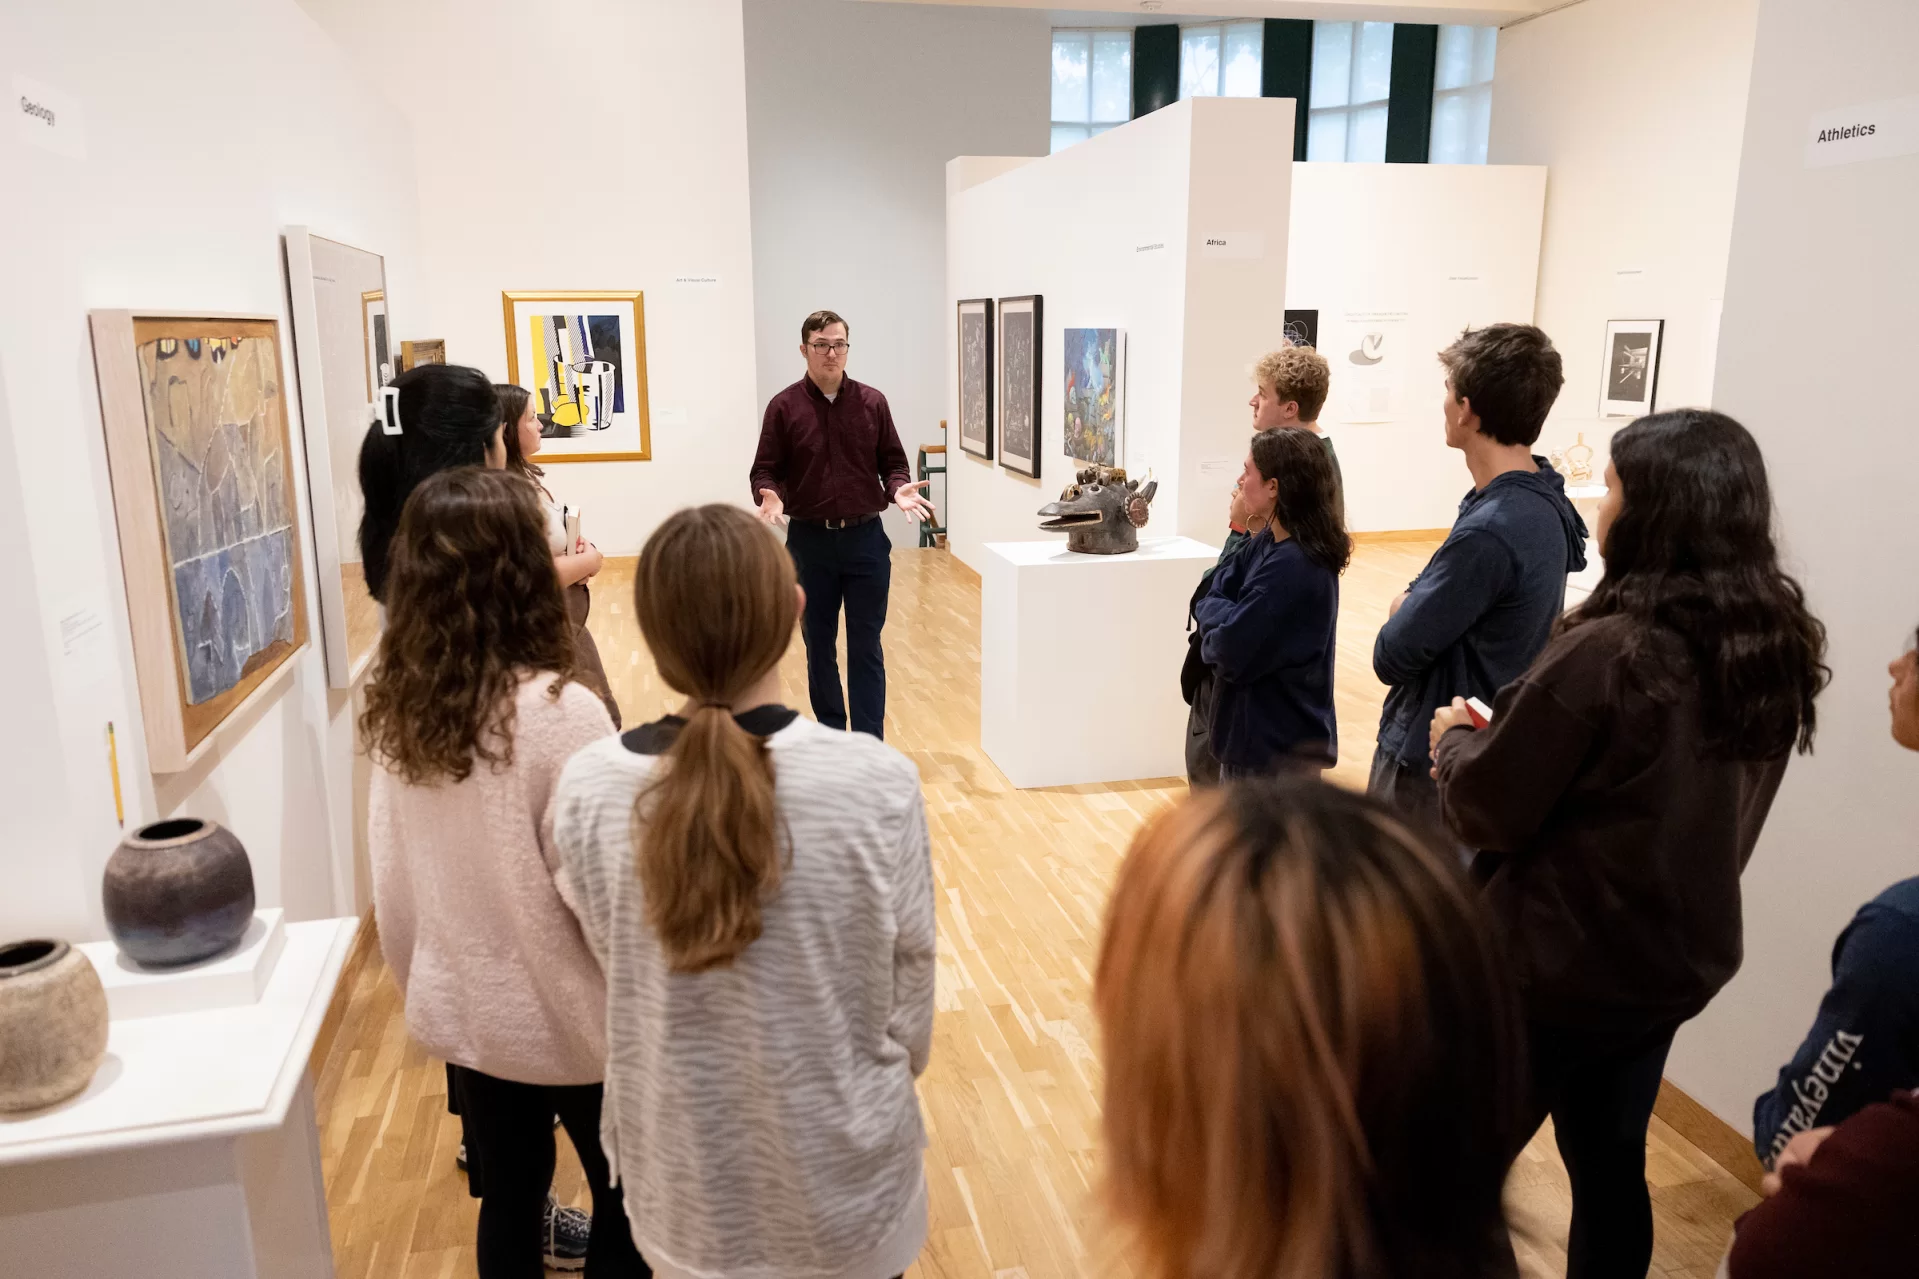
[314,540,1756,1279]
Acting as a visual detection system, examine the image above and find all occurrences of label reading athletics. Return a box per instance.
[1815,123,1876,142]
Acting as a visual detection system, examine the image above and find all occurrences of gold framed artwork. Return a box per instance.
[360,289,391,397]
[501,290,651,462]
[399,337,445,371]
[88,311,310,772]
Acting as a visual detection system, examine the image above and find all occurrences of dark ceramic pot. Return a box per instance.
[103,818,256,967]
[0,938,109,1112]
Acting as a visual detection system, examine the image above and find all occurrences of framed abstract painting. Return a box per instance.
[996,294,1043,479]
[502,290,651,462]
[1062,326,1125,467]
[89,310,310,772]
[361,289,391,396]
[956,297,994,460]
[1600,319,1664,417]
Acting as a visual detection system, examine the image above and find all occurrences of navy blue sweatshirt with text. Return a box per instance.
[1752,877,1919,1168]
[1372,460,1587,771]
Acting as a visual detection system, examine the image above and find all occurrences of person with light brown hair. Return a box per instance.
[553,503,935,1279]
[1096,778,1524,1279]
[361,467,643,1277]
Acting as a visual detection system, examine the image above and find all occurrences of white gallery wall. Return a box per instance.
[296,0,761,557]
[945,97,1294,570]
[1664,0,1919,1133]
[1287,163,1546,533]
[744,0,1049,548]
[0,0,427,940]
[1490,0,1759,470]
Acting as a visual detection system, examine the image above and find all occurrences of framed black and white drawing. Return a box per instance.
[1600,319,1664,417]
[996,294,1043,478]
[957,298,994,460]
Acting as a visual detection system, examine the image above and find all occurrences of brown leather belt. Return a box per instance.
[799,513,881,530]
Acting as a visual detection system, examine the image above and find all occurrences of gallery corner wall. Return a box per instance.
[1491,0,1760,475]
[297,0,761,557]
[0,0,428,940]
[1663,0,1919,1134]
[944,97,1294,571]
[743,0,1049,550]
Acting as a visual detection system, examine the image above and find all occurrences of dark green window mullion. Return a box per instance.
[1260,19,1313,162]
[1384,23,1439,163]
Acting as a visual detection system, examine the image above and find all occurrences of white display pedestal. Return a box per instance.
[981,536,1218,788]
[0,916,359,1279]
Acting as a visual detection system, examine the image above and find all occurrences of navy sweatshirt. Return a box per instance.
[1373,459,1587,771]
[1194,532,1338,772]
[1752,877,1919,1168]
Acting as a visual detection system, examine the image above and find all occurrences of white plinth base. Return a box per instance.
[0,917,358,1278]
[981,535,1218,788]
[81,909,287,1020]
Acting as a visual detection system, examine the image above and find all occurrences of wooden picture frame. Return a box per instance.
[89,310,310,772]
[360,289,390,397]
[398,338,445,371]
[956,297,994,460]
[996,294,1043,479]
[501,290,651,463]
[1600,319,1664,418]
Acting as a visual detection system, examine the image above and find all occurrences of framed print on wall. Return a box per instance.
[502,290,652,462]
[1062,327,1125,467]
[996,294,1043,479]
[956,297,994,460]
[361,289,391,396]
[89,310,310,772]
[1600,319,1664,417]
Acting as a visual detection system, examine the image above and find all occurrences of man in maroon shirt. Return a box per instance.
[750,310,933,738]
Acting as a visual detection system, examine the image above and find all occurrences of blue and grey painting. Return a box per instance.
[140,335,297,705]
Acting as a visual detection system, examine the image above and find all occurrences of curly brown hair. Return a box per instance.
[359,467,576,785]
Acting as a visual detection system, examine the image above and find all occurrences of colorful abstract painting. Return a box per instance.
[529,313,626,432]
[1062,327,1124,467]
[502,292,651,462]
[136,331,302,706]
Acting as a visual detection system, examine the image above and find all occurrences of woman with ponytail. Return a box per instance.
[554,504,936,1279]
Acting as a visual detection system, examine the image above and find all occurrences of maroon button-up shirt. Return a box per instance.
[749,375,912,521]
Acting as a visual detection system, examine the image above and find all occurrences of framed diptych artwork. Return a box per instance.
[89,310,310,771]
[996,294,1043,479]
[1062,327,1125,467]
[957,297,994,460]
[502,291,651,462]
[1600,319,1664,417]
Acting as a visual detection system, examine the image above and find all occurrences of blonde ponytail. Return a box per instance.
[632,506,799,972]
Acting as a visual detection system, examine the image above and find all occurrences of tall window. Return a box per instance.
[1051,29,1133,153]
[1429,25,1497,164]
[1178,22,1262,100]
[1306,21,1394,163]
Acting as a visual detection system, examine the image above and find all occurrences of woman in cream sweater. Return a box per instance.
[554,504,936,1279]
[362,467,639,1277]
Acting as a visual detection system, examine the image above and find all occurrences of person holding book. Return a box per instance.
[1428,409,1829,1279]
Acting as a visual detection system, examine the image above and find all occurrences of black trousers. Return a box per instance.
[1507,1018,1681,1279]
[450,1066,651,1279]
[787,517,891,738]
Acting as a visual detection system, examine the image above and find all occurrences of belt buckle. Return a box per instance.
[825,516,848,530]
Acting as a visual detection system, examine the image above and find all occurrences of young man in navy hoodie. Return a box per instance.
[1368,324,1587,830]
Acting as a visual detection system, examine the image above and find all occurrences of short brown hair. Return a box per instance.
[1096,779,1524,1279]
[800,310,848,344]
[633,505,800,972]
[360,468,574,785]
[1438,323,1563,446]
[1253,345,1331,422]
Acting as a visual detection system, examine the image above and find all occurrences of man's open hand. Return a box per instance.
[894,480,936,524]
[757,488,788,528]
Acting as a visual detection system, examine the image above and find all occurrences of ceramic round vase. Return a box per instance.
[103,818,256,967]
[0,939,109,1112]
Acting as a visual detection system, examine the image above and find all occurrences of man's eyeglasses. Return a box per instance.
[806,341,850,355]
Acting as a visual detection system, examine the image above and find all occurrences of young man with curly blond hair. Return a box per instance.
[1183,342,1345,786]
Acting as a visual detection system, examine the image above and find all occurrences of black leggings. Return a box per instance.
[451,1065,651,1278]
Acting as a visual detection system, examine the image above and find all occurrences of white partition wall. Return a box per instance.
[944,97,1294,570]
[1286,163,1547,533]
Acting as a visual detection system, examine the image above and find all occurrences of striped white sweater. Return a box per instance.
[554,715,935,1279]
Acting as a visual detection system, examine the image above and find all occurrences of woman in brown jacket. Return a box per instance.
[1430,409,1828,1279]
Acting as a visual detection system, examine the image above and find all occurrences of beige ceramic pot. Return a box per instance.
[0,938,110,1112]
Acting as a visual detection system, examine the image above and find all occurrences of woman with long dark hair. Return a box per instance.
[497,383,620,727]
[356,363,503,602]
[1192,427,1350,779]
[361,468,639,1278]
[1097,778,1525,1279]
[1430,408,1829,1278]
[552,504,935,1279]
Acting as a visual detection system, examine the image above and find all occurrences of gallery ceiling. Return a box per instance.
[854,0,1571,26]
